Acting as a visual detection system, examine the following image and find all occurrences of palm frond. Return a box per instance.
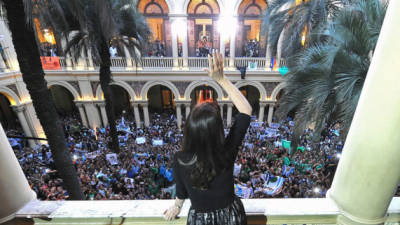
[276,0,387,144]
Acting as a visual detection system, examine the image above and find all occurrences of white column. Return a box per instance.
[0,18,19,71]
[219,36,225,57]
[171,27,179,69]
[329,1,400,224]
[265,44,272,71]
[276,28,287,69]
[220,104,224,118]
[124,45,134,70]
[86,49,95,70]
[13,80,45,139]
[24,102,45,139]
[75,49,87,70]
[0,52,7,72]
[267,103,274,125]
[82,103,102,129]
[176,103,182,129]
[227,103,233,126]
[97,102,108,127]
[258,103,266,122]
[66,53,74,70]
[77,79,102,129]
[142,103,150,127]
[75,103,88,127]
[12,105,35,147]
[0,124,36,224]
[229,24,237,69]
[181,18,189,69]
[132,103,141,128]
[185,104,191,119]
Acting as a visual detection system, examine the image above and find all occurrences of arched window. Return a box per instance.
[138,0,171,56]
[187,0,220,15]
[237,0,267,57]
[186,0,220,57]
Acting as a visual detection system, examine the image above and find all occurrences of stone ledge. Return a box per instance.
[12,197,400,224]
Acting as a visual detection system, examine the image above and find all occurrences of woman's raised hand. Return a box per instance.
[205,50,225,83]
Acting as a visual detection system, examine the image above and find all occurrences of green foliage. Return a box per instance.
[275,0,387,145]
[263,0,346,59]
[63,0,150,64]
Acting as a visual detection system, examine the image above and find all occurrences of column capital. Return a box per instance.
[131,100,149,107]
[259,102,268,107]
[11,105,25,113]
[96,102,106,107]
[75,102,84,107]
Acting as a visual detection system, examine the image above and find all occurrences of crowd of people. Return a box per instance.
[40,42,57,57]
[147,39,166,57]
[196,36,212,57]
[243,39,260,57]
[7,112,400,200]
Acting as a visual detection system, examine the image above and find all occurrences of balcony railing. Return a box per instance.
[141,57,175,69]
[11,197,400,224]
[47,56,285,72]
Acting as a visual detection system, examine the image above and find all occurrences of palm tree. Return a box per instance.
[264,0,348,62]
[2,0,84,199]
[63,0,150,153]
[276,0,387,146]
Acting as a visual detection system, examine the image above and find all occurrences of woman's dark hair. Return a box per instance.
[179,102,231,190]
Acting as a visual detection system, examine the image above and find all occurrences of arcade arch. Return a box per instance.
[49,85,78,117]
[235,85,260,116]
[110,85,133,119]
[0,92,18,130]
[147,85,176,113]
[184,80,223,102]
[141,81,180,101]
[189,85,218,107]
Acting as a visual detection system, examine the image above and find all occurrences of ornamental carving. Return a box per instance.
[262,82,280,97]
[6,84,18,97]
[66,81,81,97]
[171,81,191,97]
[129,81,147,97]
[91,81,100,97]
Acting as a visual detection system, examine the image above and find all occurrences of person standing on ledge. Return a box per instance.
[164,50,252,225]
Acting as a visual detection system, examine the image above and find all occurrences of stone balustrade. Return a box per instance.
[9,197,400,224]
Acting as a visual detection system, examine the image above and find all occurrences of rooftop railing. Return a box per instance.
[11,197,400,224]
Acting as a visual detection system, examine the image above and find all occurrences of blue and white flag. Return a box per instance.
[270,123,280,129]
[250,122,263,128]
[265,128,278,137]
[135,137,146,144]
[282,165,294,177]
[261,173,285,196]
[152,139,164,146]
[8,138,20,147]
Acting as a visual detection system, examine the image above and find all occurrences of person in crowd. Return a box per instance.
[164,50,252,224]
[109,45,118,57]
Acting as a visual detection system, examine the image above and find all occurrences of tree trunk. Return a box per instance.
[3,0,84,200]
[99,42,120,153]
